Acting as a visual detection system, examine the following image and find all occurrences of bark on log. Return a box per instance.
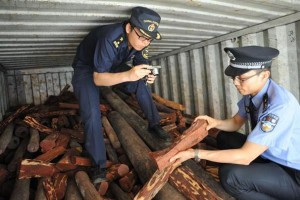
[43,177,58,200]
[75,171,104,200]
[109,182,132,200]
[118,170,137,192]
[134,164,178,200]
[7,135,20,150]
[14,125,29,138]
[0,123,14,155]
[8,138,29,172]
[35,178,47,200]
[24,116,54,134]
[53,173,68,200]
[149,119,208,171]
[102,116,121,149]
[27,127,40,153]
[101,87,170,150]
[65,177,83,200]
[0,105,31,132]
[105,143,119,164]
[10,178,30,200]
[58,103,110,114]
[18,159,59,179]
[107,111,185,200]
[35,146,66,162]
[30,110,77,118]
[152,93,186,111]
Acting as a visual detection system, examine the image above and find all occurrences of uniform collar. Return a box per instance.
[251,78,270,108]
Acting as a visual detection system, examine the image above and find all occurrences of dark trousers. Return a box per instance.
[217,131,300,200]
[71,65,160,167]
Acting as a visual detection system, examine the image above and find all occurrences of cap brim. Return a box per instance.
[224,65,251,77]
[138,27,161,40]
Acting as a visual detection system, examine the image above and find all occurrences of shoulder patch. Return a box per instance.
[113,36,124,48]
[142,48,149,59]
[260,113,279,132]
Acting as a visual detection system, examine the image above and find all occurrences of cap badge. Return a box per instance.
[156,33,161,40]
[148,24,155,32]
[142,48,149,59]
[227,50,236,61]
[260,113,279,132]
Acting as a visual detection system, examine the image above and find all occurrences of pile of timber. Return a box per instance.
[0,84,232,200]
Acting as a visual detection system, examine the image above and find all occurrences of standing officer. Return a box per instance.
[72,6,171,185]
[170,46,300,199]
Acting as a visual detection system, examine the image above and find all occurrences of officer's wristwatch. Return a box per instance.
[194,149,201,162]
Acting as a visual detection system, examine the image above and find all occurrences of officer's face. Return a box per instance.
[126,23,151,51]
[232,70,270,96]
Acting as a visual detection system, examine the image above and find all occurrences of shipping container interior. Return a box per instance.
[1,0,300,130]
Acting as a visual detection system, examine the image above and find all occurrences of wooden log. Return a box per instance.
[35,178,47,200]
[7,135,20,150]
[57,115,71,128]
[23,116,55,134]
[118,154,133,169]
[53,173,68,200]
[0,164,8,186]
[169,165,222,200]
[0,123,14,155]
[14,125,29,138]
[27,127,40,153]
[107,111,186,200]
[159,112,177,126]
[58,103,110,114]
[149,119,208,171]
[152,93,186,111]
[10,178,30,200]
[56,133,70,148]
[75,171,104,200]
[30,110,77,118]
[109,182,132,200]
[40,132,59,153]
[0,104,31,132]
[0,179,15,199]
[71,156,92,167]
[162,123,177,133]
[43,177,58,200]
[65,177,83,200]
[154,101,175,113]
[102,116,121,149]
[98,181,109,196]
[18,159,59,179]
[8,138,29,172]
[105,143,119,164]
[35,146,66,162]
[134,164,178,200]
[61,128,84,143]
[106,164,129,182]
[56,148,80,171]
[118,170,137,192]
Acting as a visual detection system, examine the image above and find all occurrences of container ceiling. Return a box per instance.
[1,0,300,70]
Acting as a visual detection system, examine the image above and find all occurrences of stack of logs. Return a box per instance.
[0,84,232,200]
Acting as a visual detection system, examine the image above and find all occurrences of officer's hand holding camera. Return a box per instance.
[128,64,151,81]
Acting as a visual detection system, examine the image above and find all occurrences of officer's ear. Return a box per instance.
[262,69,271,80]
[125,23,132,34]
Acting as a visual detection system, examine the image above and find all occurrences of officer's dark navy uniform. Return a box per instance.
[71,7,170,184]
[217,46,300,199]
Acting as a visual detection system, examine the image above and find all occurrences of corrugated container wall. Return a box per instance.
[0,65,9,121]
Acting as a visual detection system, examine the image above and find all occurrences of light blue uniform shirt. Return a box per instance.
[237,79,300,170]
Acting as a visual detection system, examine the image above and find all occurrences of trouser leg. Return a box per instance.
[72,70,106,168]
[219,162,300,200]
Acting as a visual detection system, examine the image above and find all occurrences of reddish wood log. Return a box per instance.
[56,133,70,148]
[102,116,121,149]
[27,127,40,152]
[75,171,104,200]
[43,177,58,200]
[30,110,77,118]
[106,164,129,182]
[149,119,208,171]
[159,112,177,126]
[57,115,71,128]
[134,164,178,200]
[0,164,8,186]
[176,110,186,132]
[8,138,29,172]
[7,135,20,150]
[58,102,111,114]
[18,159,59,179]
[65,177,83,200]
[71,156,92,166]
[53,173,68,200]
[10,178,30,200]
[14,125,29,138]
[35,178,47,200]
[40,132,60,153]
[0,104,31,132]
[109,181,132,200]
[118,154,133,169]
[152,93,186,111]
[169,166,222,200]
[23,116,55,134]
[35,146,66,162]
[98,181,109,196]
[0,123,14,155]
[56,148,80,171]
[61,128,84,142]
[162,123,177,133]
[118,170,137,192]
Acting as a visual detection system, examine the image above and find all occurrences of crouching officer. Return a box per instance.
[170,46,300,199]
[72,6,172,185]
